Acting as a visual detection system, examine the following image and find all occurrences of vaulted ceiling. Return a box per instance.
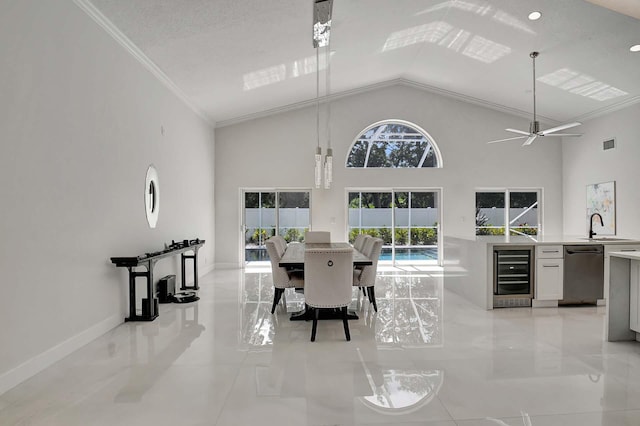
[83,0,640,127]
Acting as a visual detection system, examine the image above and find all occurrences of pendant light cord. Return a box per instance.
[325,39,331,150]
[316,45,320,150]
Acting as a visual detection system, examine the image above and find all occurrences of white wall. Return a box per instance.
[562,104,640,238]
[0,1,215,393]
[215,84,564,266]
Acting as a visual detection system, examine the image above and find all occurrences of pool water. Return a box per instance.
[246,246,439,262]
[379,247,438,261]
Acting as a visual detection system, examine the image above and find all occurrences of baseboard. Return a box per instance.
[0,314,121,396]
[214,262,241,270]
[532,299,559,308]
[0,263,216,396]
[199,263,215,276]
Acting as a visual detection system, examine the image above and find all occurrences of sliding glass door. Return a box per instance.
[393,191,440,264]
[243,190,310,263]
[348,189,441,265]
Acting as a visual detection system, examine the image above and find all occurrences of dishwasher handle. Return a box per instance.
[565,248,604,255]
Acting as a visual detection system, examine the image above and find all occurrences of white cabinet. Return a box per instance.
[536,259,564,300]
[535,245,564,301]
[630,261,640,333]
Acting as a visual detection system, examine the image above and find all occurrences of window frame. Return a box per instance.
[475,188,543,237]
[345,119,444,169]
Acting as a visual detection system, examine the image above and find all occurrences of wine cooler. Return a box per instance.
[493,246,533,307]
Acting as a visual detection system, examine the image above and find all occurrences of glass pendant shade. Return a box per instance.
[324,148,333,189]
[315,146,322,189]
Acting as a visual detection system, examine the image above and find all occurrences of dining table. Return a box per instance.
[278,242,373,321]
[278,242,372,269]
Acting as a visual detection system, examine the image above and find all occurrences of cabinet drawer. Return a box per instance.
[536,245,563,259]
[605,245,640,257]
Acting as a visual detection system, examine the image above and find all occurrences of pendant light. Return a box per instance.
[323,27,333,189]
[314,45,322,189]
[312,0,333,189]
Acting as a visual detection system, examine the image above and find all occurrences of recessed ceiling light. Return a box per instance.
[631,44,640,52]
[528,11,541,20]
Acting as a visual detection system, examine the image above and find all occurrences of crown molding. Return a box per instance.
[73,0,214,127]
[571,94,640,123]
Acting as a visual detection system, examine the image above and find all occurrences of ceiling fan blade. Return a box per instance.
[505,128,531,136]
[540,133,582,137]
[539,122,581,135]
[487,136,528,144]
[522,135,538,146]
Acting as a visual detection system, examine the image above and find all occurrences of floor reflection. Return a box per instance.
[240,267,444,349]
[240,267,446,416]
[356,347,444,414]
[115,303,204,402]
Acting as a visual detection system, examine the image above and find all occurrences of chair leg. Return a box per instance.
[271,288,284,314]
[311,308,319,342]
[367,286,377,312]
[342,306,351,341]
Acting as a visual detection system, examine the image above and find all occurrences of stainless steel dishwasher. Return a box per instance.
[561,245,604,305]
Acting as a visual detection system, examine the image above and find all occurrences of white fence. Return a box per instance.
[348,208,439,227]
[477,208,538,226]
[245,207,536,229]
[245,208,310,228]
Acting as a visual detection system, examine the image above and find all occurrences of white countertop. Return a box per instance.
[609,251,640,261]
[475,235,640,246]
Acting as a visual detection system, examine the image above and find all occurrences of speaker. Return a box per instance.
[158,275,176,303]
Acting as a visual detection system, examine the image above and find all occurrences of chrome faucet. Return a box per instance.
[589,213,604,239]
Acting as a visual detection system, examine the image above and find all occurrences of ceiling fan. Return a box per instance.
[487,51,582,146]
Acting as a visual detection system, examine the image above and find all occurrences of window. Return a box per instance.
[348,189,441,264]
[346,120,442,168]
[243,190,310,262]
[476,190,540,236]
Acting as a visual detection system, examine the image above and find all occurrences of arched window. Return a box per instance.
[346,120,442,168]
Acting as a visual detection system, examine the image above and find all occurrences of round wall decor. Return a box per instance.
[145,165,159,228]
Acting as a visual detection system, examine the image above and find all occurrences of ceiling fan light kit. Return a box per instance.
[487,51,582,146]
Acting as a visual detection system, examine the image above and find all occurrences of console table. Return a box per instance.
[111,239,205,322]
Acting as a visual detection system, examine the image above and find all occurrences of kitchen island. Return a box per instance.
[607,251,640,342]
[443,235,640,310]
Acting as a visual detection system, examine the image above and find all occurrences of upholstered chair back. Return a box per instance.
[353,234,370,252]
[361,236,376,258]
[304,247,353,309]
[265,238,290,288]
[304,231,331,243]
[272,235,287,253]
[357,238,383,287]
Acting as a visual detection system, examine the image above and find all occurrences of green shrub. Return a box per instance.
[395,228,408,245]
[284,228,304,243]
[411,227,437,245]
[378,228,392,244]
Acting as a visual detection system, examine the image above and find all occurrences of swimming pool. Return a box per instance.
[246,246,439,263]
[379,247,438,261]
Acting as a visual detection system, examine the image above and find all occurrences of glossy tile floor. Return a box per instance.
[2,266,640,425]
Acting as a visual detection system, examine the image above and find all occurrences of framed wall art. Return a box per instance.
[586,181,616,235]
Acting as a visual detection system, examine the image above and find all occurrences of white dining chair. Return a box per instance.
[304,231,331,243]
[353,234,370,252]
[272,235,287,253]
[304,247,353,341]
[353,237,383,312]
[265,237,304,314]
